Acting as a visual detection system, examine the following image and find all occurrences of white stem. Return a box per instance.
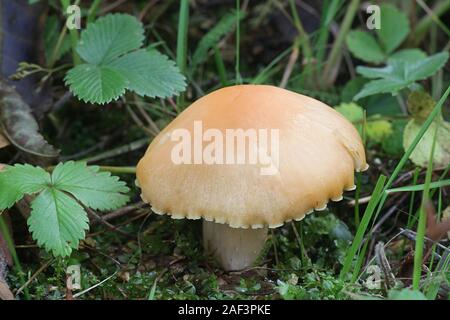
[202,220,268,271]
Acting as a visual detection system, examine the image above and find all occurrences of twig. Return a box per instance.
[86,208,134,238]
[15,259,54,296]
[91,202,146,226]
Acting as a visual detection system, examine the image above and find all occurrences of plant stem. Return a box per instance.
[61,0,81,65]
[411,0,450,46]
[87,0,102,24]
[47,165,136,174]
[214,47,227,87]
[322,0,360,86]
[412,122,439,290]
[235,0,242,84]
[176,0,189,107]
[98,166,136,174]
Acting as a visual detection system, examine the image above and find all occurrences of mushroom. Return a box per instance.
[136,85,368,271]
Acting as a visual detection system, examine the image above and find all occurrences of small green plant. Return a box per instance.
[345,3,449,100]
[346,4,410,64]
[65,14,186,104]
[0,161,129,256]
[354,51,448,100]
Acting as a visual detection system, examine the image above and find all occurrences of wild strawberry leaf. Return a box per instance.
[0,161,130,257]
[65,14,186,104]
[354,52,449,100]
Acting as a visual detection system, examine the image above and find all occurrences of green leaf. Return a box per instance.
[0,164,49,209]
[388,49,426,64]
[111,49,187,99]
[192,10,245,68]
[405,52,449,81]
[65,64,128,104]
[76,14,144,65]
[335,102,364,123]
[403,118,450,168]
[65,14,186,104]
[346,30,385,63]
[0,161,130,257]
[376,4,409,53]
[44,15,71,63]
[355,52,449,100]
[28,188,89,257]
[51,161,130,211]
[354,78,406,100]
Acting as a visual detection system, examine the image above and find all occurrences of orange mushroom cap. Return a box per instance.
[136,85,368,228]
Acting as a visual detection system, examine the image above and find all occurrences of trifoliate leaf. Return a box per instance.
[0,161,130,257]
[376,4,409,54]
[403,119,450,168]
[355,52,449,100]
[346,30,385,63]
[0,164,49,209]
[65,14,186,104]
[28,188,89,257]
[366,117,393,143]
[51,161,130,211]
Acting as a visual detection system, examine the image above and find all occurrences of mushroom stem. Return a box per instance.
[202,220,268,271]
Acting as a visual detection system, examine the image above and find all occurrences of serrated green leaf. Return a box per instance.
[403,119,450,168]
[51,161,130,211]
[376,4,409,53]
[355,52,449,100]
[28,188,89,257]
[111,49,186,99]
[65,13,186,104]
[346,30,385,63]
[76,14,144,65]
[354,78,406,100]
[406,52,449,81]
[0,164,50,209]
[192,10,245,68]
[0,161,130,258]
[65,63,128,104]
